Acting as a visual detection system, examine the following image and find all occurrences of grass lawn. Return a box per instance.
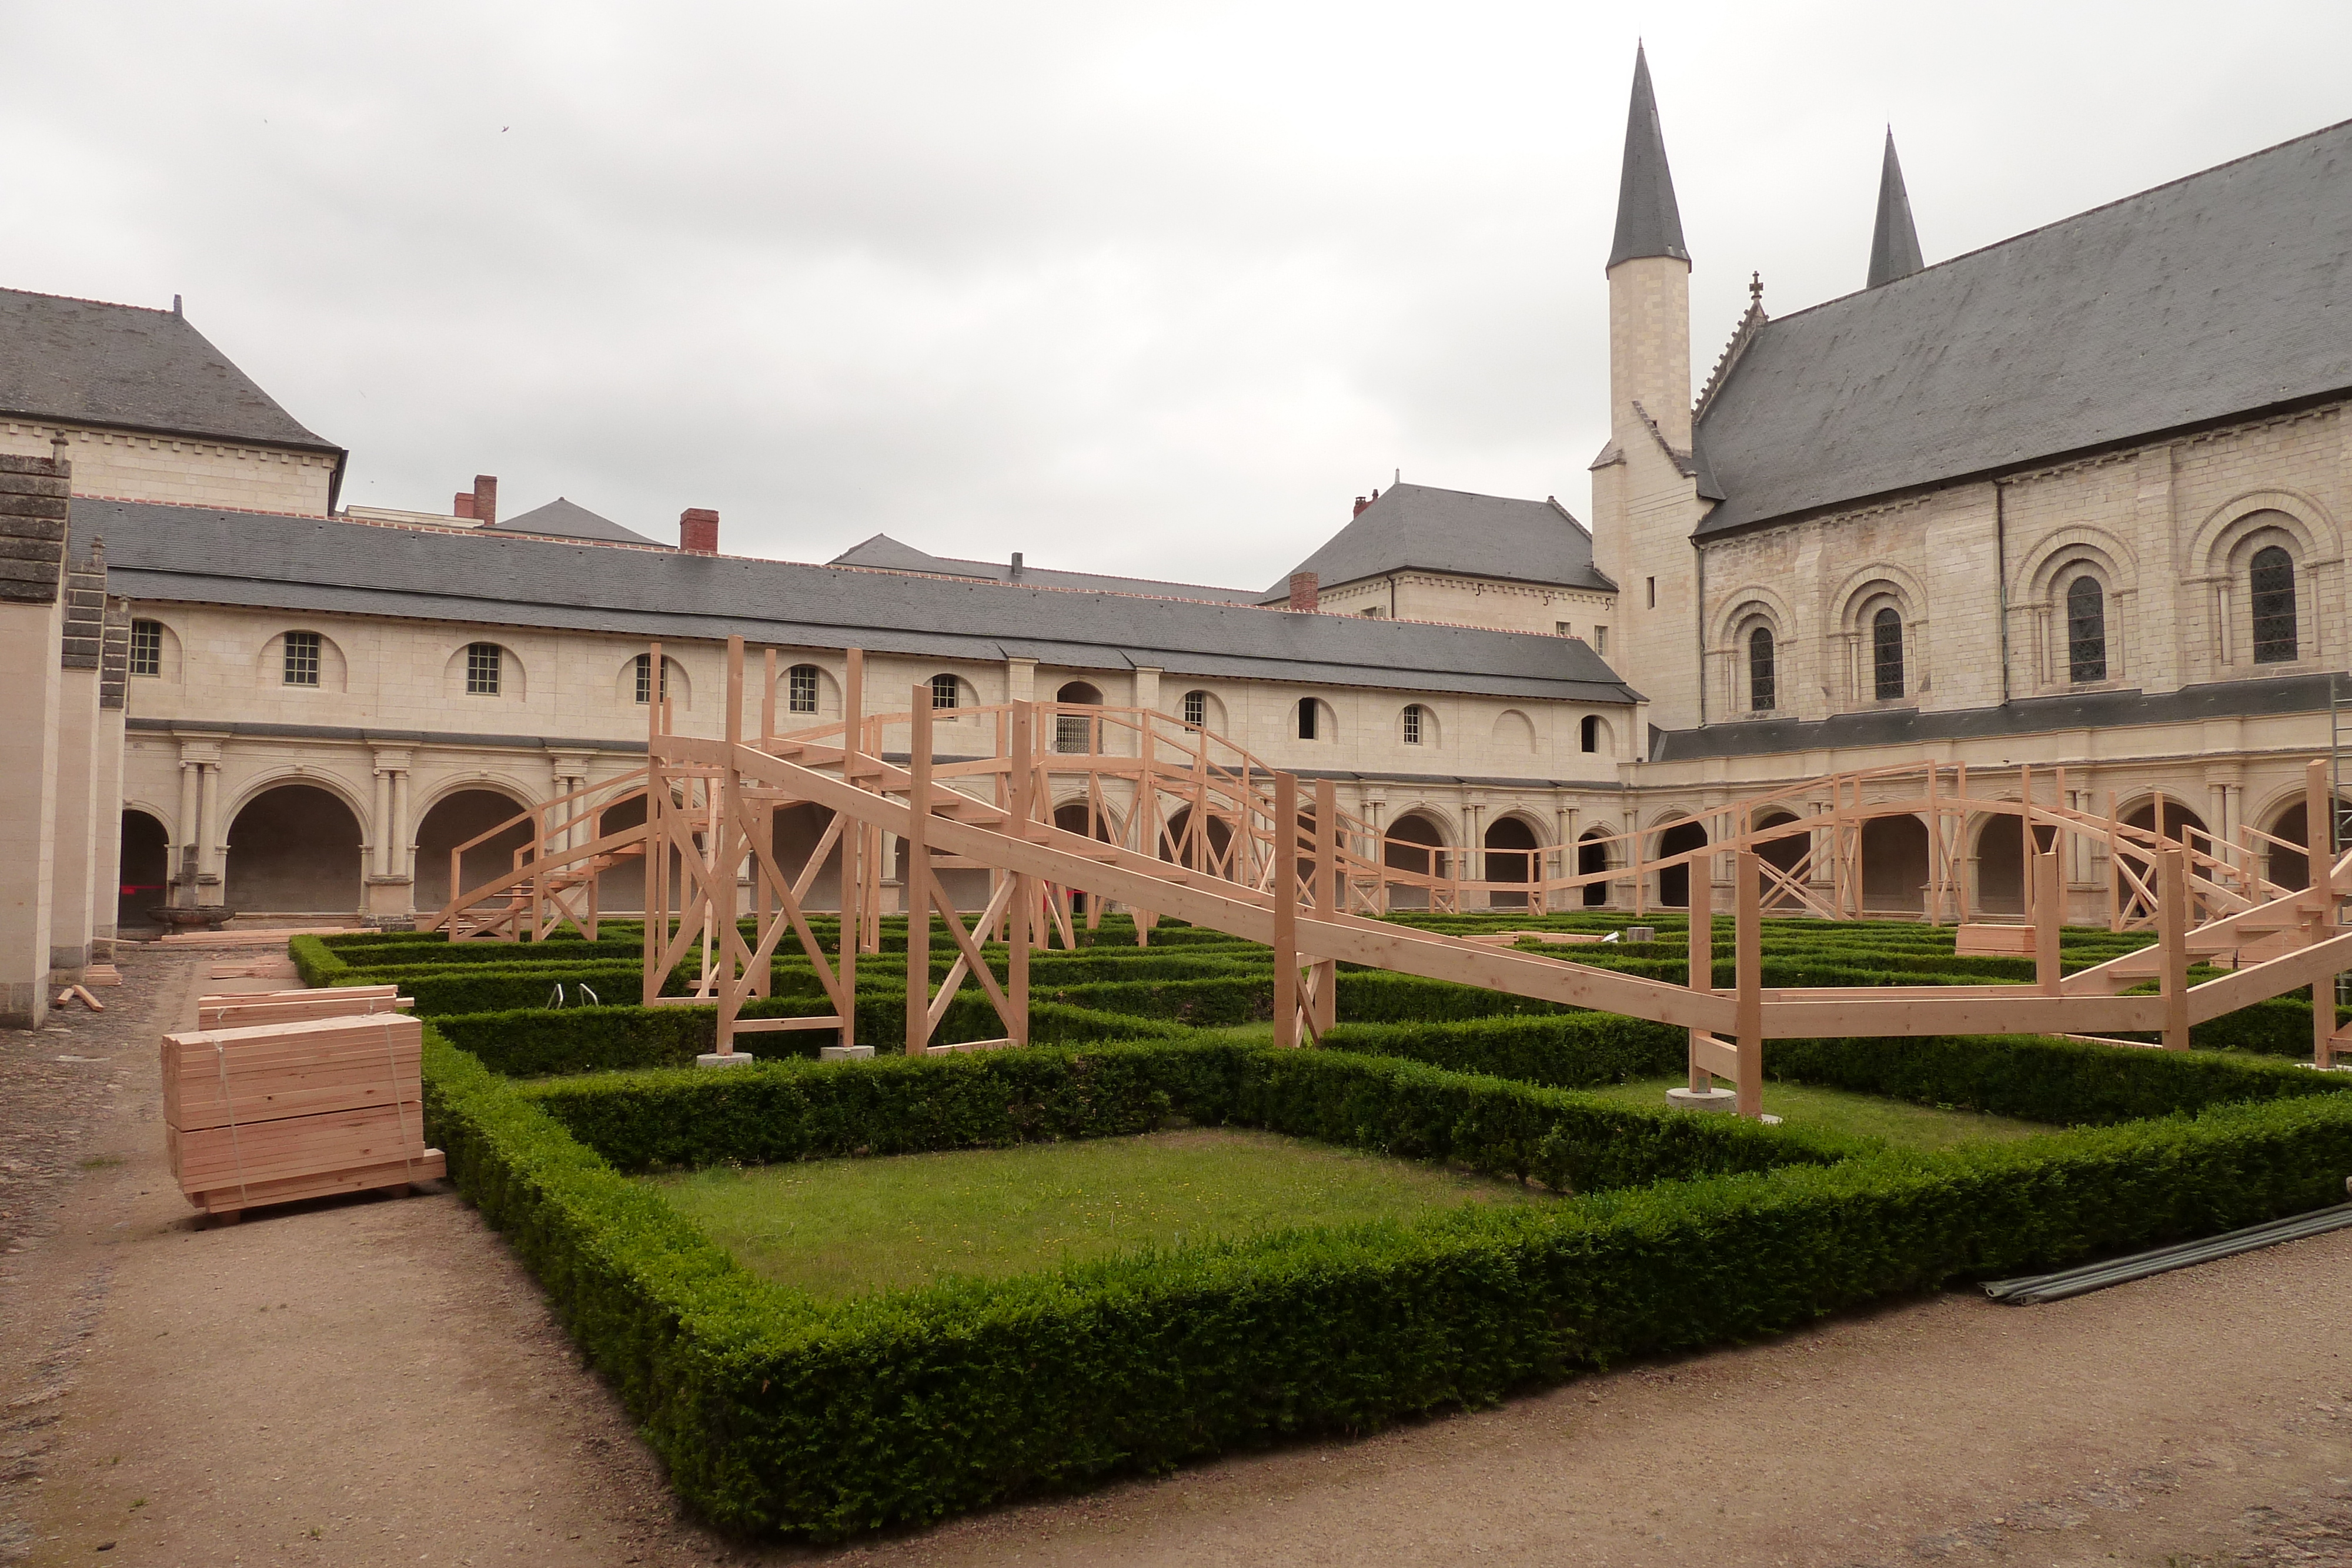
[642,1126,1542,1300]
[1582,1076,2054,1150]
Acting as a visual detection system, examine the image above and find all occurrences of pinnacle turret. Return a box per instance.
[1866,129,1925,288]
[1606,44,1688,271]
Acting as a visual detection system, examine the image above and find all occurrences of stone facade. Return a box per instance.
[0,420,335,517]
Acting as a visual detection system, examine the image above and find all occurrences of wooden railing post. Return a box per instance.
[1009,700,1034,1046]
[2159,844,2190,1050]
[904,685,934,1055]
[1274,771,1300,1048]
[1735,849,1763,1118]
[1311,777,1337,1038]
[1686,854,1713,1093]
[2034,847,2063,995]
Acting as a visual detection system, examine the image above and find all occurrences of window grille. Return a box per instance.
[1748,626,1776,711]
[787,664,820,714]
[634,653,667,704]
[2066,577,2107,683]
[1593,626,1608,656]
[1182,690,1207,728]
[1402,704,1424,745]
[2251,546,2297,664]
[283,630,322,687]
[130,620,162,677]
[465,641,502,696]
[930,673,960,710]
[1872,609,1904,701]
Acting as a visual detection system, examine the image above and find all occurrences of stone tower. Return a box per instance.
[1589,44,1705,733]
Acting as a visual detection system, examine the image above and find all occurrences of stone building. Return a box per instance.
[5,46,2351,1015]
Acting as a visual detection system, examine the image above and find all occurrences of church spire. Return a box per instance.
[1866,128,1925,288]
[1606,44,1688,270]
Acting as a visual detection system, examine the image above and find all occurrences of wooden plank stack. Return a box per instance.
[164,987,442,1222]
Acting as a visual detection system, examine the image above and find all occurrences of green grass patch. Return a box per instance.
[646,1126,1541,1300]
[1578,1076,2054,1151]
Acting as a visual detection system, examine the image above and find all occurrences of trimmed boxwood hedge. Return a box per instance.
[421,1021,2352,1541]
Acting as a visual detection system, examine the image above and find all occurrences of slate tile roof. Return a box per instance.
[1259,483,1613,601]
[830,532,1260,603]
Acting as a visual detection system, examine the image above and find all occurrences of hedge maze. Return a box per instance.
[305,914,2352,1539]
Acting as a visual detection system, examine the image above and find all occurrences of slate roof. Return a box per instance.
[89,500,1642,706]
[0,289,340,453]
[490,496,663,547]
[1692,119,2352,537]
[1259,483,1613,601]
[1866,131,1925,289]
[1651,673,2341,761]
[830,533,1259,603]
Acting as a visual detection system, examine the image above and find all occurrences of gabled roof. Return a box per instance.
[1693,118,2352,538]
[91,500,1642,707]
[1260,483,1614,601]
[0,288,340,454]
[1606,45,1688,270]
[829,533,1261,603]
[490,496,662,547]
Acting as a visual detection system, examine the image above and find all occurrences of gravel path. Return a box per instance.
[4,954,2350,1566]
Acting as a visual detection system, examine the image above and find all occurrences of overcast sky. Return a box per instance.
[6,2,2348,590]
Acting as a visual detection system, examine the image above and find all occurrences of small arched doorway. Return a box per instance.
[1653,819,1707,908]
[1973,812,2059,915]
[1158,805,1235,879]
[1861,815,1930,912]
[1484,816,1541,911]
[1576,828,1611,908]
[2117,800,2214,910]
[225,784,363,914]
[1753,811,1808,910]
[1382,811,1447,910]
[2259,798,2351,891]
[1054,681,1104,754]
[1049,798,1118,911]
[117,810,169,932]
[414,788,534,912]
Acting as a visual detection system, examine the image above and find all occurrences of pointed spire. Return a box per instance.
[1606,44,1688,270]
[1867,128,1925,288]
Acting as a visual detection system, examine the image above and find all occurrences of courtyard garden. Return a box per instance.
[292,911,2352,1540]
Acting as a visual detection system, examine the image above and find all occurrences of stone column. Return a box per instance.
[195,759,222,898]
[91,596,129,959]
[0,452,69,1028]
[46,548,106,983]
[364,747,415,918]
[174,758,201,905]
[389,764,412,881]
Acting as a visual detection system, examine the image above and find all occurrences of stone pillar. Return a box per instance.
[371,767,393,875]
[91,597,129,959]
[1004,657,1037,705]
[195,758,222,898]
[173,758,201,905]
[389,758,412,880]
[46,549,107,983]
[0,451,69,1025]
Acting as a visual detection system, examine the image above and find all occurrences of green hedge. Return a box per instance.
[1322,1012,1686,1089]
[422,1024,2352,1540]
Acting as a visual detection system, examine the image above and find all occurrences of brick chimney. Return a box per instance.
[473,474,497,527]
[453,492,473,519]
[680,508,720,555]
[1287,571,1319,613]
[1352,496,1370,517]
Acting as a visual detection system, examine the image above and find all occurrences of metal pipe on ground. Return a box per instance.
[1984,1199,2352,1304]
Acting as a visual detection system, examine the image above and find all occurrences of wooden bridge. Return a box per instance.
[426,637,2352,1117]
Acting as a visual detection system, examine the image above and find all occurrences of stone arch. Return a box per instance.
[1576,824,1614,907]
[1972,807,2057,915]
[1158,804,1235,878]
[1482,812,1544,910]
[2114,795,2215,898]
[1491,709,1537,753]
[444,639,526,701]
[1055,680,1105,753]
[617,653,692,711]
[2189,489,2338,580]
[777,661,841,723]
[224,783,364,914]
[2017,525,2137,602]
[1579,713,1612,755]
[1292,694,1334,744]
[128,616,183,684]
[2256,793,2352,892]
[1752,810,1808,909]
[1046,794,1120,913]
[117,808,170,932]
[1861,814,1930,912]
[1382,808,1452,910]
[1830,563,1927,634]
[413,785,536,912]
[1398,702,1440,749]
[257,627,349,691]
[1174,688,1227,734]
[1652,816,1707,908]
[595,788,650,912]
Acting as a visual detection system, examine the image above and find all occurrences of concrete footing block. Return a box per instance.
[820,1044,876,1061]
[696,1051,756,1068]
[1665,1086,1739,1114]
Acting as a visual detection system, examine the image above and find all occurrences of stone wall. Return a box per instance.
[0,420,335,517]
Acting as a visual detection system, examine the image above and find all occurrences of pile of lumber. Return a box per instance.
[163,986,441,1222]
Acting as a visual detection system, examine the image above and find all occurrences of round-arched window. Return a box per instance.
[1748,626,1776,711]
[1872,607,1905,700]
[2251,545,2297,664]
[2065,577,2106,683]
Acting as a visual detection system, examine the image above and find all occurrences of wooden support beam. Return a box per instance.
[2034,847,2063,995]
[1008,700,1033,1046]
[906,685,934,1055]
[2159,844,2190,1050]
[1274,771,1299,1048]
[1686,850,1713,1092]
[1311,777,1337,1038]
[1735,849,1763,1118]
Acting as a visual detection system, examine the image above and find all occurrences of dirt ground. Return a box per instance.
[5,952,2351,1567]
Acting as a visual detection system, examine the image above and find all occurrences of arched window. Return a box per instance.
[787,664,820,714]
[1181,690,1207,728]
[1872,607,1905,701]
[130,619,163,677]
[1579,714,1601,754]
[633,652,669,704]
[1401,704,1426,745]
[465,641,502,696]
[930,673,961,710]
[1748,626,1775,712]
[2065,577,2107,683]
[283,630,323,687]
[2251,545,2298,663]
[1297,698,1319,741]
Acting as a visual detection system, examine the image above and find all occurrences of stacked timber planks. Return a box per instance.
[165,988,441,1222]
